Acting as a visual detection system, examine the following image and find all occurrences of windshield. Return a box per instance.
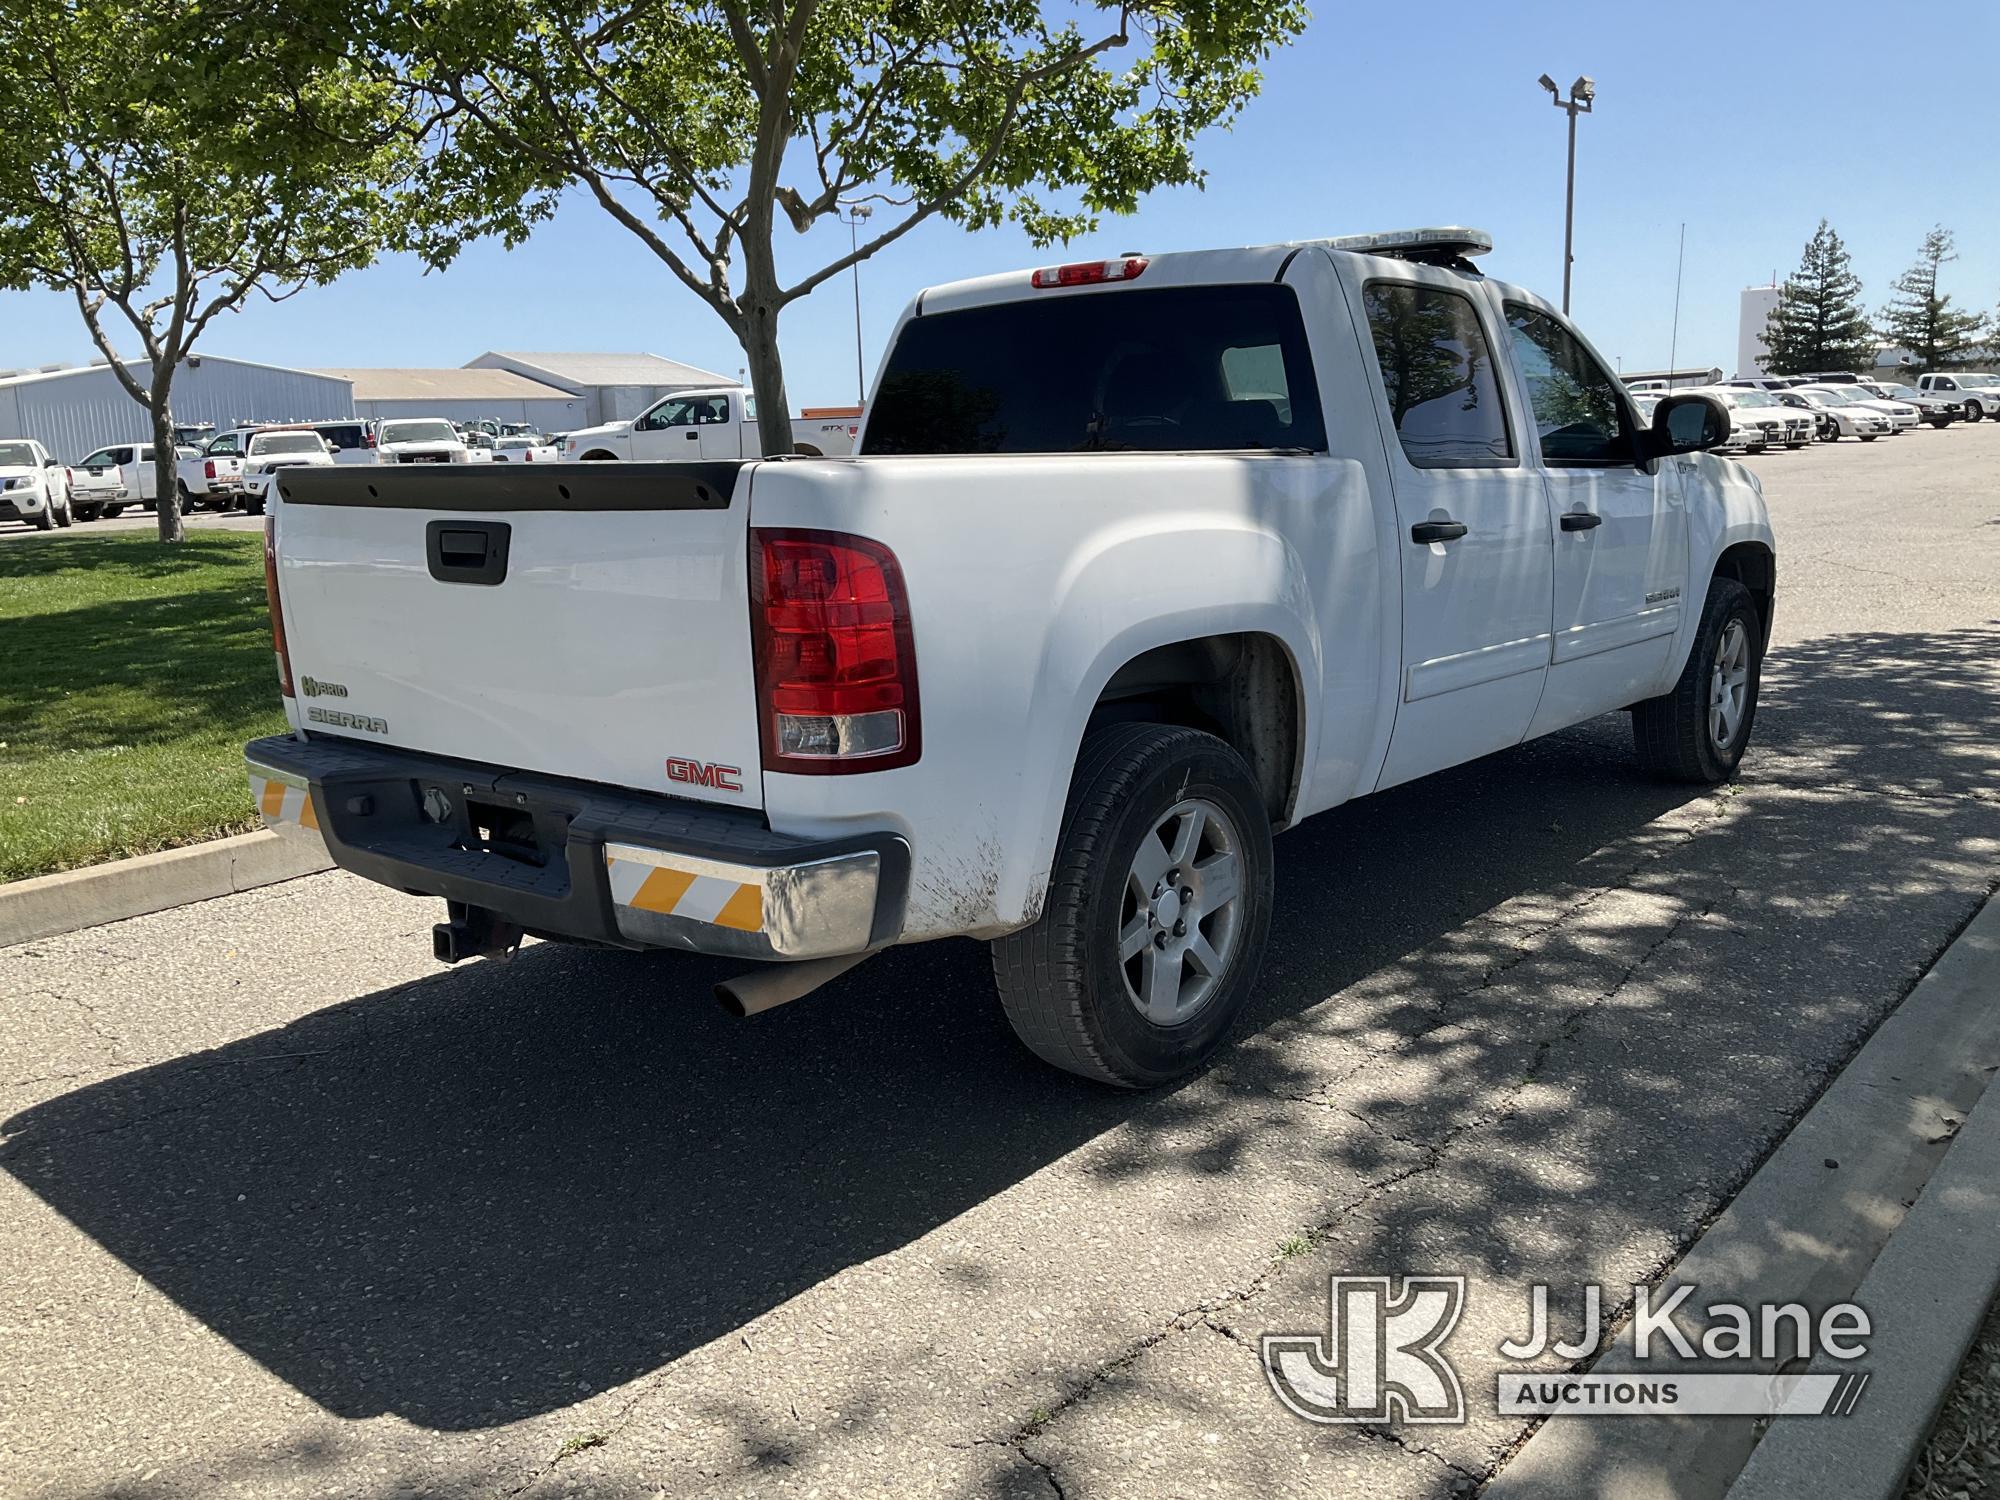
[865,284,1326,455]
[1804,389,1850,404]
[250,432,324,455]
[1887,385,1921,399]
[0,442,37,467]
[380,420,459,445]
[496,438,537,450]
[1732,391,1775,407]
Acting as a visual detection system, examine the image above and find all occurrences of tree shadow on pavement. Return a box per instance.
[3,627,1997,1452]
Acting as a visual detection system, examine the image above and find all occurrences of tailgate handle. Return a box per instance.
[426,520,512,585]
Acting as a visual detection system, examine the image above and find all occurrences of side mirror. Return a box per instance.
[1642,393,1730,457]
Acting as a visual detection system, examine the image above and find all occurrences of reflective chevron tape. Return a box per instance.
[603,848,763,934]
[250,772,319,832]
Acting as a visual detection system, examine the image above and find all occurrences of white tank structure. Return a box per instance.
[1736,284,1783,378]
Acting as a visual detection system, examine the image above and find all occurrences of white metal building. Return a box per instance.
[464,351,735,428]
[1736,285,1784,378]
[0,355,355,463]
[323,367,584,430]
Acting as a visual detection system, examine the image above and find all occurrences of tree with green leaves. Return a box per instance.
[1876,227,1990,373]
[374,0,1309,455]
[1760,220,1873,375]
[0,2,417,541]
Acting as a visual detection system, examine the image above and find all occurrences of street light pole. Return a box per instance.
[1537,73,1594,314]
[838,201,873,405]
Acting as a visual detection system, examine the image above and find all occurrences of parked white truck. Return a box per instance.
[1915,372,2000,421]
[562,387,859,460]
[248,228,1774,1087]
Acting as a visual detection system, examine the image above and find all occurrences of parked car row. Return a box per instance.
[1625,371,1997,455]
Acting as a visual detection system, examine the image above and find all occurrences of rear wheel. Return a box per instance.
[102,504,124,518]
[74,502,102,522]
[1632,577,1761,783]
[991,723,1273,1088]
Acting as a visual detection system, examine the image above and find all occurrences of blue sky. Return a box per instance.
[4,0,1996,404]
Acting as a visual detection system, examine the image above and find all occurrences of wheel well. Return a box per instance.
[579,449,620,461]
[1713,542,1775,647]
[1085,632,1303,828]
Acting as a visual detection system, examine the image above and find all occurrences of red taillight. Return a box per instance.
[1029,256,1148,290]
[264,516,293,697]
[751,529,919,774]
[204,459,218,479]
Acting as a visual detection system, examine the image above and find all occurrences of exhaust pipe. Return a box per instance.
[432,902,523,964]
[715,950,875,1018]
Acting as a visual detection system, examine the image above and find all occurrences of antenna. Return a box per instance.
[1667,223,1686,381]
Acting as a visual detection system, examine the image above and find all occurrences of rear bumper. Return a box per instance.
[244,734,909,961]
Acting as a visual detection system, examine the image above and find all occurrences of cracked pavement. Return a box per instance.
[2,427,1998,1498]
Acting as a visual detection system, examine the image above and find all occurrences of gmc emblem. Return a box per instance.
[666,757,743,793]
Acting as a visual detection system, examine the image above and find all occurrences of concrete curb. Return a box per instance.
[1727,1060,2000,1498]
[1484,890,2000,1500]
[0,830,332,948]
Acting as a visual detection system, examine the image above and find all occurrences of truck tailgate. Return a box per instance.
[270,462,762,809]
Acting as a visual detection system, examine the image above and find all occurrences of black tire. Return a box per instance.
[1632,577,1762,783]
[990,723,1273,1088]
[1968,402,1985,423]
[74,502,102,522]
[1859,434,1877,442]
[54,493,73,527]
[31,501,55,530]
[102,504,124,518]
[242,496,265,515]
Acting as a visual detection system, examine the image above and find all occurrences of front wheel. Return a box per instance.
[1966,401,1986,422]
[1632,577,1762,783]
[54,493,73,527]
[990,723,1274,1088]
[1860,434,1877,442]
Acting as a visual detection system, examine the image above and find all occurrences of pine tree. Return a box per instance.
[1760,221,1875,375]
[1876,227,1990,370]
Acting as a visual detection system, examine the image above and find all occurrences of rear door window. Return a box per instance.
[863,283,1325,455]
[1360,283,1513,467]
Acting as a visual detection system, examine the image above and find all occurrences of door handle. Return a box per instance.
[684,429,701,440]
[1560,511,1604,532]
[1410,519,1468,545]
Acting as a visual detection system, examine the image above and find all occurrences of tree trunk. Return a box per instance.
[739,296,796,457]
[149,386,184,544]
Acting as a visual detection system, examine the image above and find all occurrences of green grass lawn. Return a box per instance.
[0,532,289,882]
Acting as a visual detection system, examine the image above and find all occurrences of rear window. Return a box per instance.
[313,423,366,447]
[862,283,1326,455]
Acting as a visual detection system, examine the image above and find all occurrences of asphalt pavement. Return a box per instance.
[2,425,1997,1499]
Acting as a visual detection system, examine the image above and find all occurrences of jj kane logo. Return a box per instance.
[1263,1277,1873,1426]
[1263,1276,1467,1424]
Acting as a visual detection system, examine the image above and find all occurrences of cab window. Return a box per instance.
[637,397,699,430]
[1361,283,1513,467]
[205,433,240,456]
[1503,303,1636,465]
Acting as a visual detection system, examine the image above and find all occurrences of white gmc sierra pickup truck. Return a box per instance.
[247,227,1775,1087]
